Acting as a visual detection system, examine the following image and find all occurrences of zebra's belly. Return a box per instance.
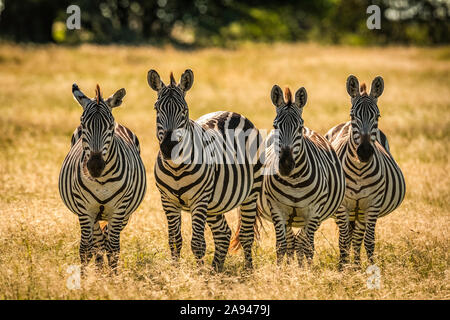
[341,195,372,221]
[207,164,254,214]
[70,178,132,218]
[260,191,322,227]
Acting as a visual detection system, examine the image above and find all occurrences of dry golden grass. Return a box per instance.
[0,43,449,299]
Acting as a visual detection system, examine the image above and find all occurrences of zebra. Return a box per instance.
[147,69,264,272]
[253,85,345,266]
[59,83,147,273]
[325,75,406,268]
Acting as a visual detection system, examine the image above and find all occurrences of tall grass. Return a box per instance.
[0,43,448,299]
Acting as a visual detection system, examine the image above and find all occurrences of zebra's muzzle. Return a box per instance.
[87,152,105,178]
[356,139,374,163]
[278,147,295,177]
[160,131,179,160]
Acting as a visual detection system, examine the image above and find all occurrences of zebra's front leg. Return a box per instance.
[191,205,208,266]
[335,206,351,269]
[352,218,366,267]
[294,228,305,267]
[364,212,378,265]
[162,198,182,262]
[105,217,125,272]
[207,214,231,272]
[300,217,320,266]
[286,226,295,264]
[93,221,106,271]
[78,215,94,275]
[272,215,287,265]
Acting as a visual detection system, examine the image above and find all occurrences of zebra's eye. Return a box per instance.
[273,123,278,130]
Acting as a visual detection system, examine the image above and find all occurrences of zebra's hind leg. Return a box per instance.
[92,221,106,271]
[78,215,94,275]
[335,207,351,269]
[238,201,258,270]
[191,205,209,266]
[207,214,231,272]
[286,226,295,264]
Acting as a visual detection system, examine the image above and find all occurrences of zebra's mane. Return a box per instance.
[284,87,292,104]
[95,84,102,104]
[169,72,176,87]
[360,83,367,96]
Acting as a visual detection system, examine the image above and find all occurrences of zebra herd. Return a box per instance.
[58,70,405,274]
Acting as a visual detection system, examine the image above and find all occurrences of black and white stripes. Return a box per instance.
[147,69,264,271]
[58,71,405,273]
[257,85,346,266]
[59,84,146,272]
[325,75,406,267]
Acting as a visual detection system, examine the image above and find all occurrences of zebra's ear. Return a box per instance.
[294,87,307,109]
[106,88,126,109]
[179,69,194,92]
[147,69,164,92]
[72,83,91,109]
[346,75,360,99]
[271,85,284,108]
[370,76,384,100]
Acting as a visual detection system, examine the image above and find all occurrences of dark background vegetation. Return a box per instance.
[0,0,448,46]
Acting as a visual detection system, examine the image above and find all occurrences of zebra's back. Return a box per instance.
[199,111,264,213]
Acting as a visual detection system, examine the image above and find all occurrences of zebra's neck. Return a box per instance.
[160,121,200,169]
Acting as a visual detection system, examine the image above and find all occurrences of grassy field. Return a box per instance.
[0,43,448,300]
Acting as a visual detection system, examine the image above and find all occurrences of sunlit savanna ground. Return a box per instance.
[0,43,449,299]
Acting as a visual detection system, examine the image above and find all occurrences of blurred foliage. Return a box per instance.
[0,0,448,46]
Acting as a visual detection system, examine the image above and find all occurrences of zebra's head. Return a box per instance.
[271,84,308,177]
[346,75,384,163]
[147,69,194,160]
[72,83,126,178]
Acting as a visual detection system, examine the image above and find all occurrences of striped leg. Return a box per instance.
[298,217,320,266]
[286,226,295,264]
[272,214,287,265]
[352,217,366,266]
[238,198,258,270]
[335,206,351,269]
[294,228,306,267]
[191,204,209,266]
[162,197,182,262]
[78,215,94,274]
[364,213,378,264]
[93,221,106,270]
[207,214,231,272]
[105,215,127,272]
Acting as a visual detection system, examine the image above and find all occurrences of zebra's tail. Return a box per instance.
[229,204,265,254]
